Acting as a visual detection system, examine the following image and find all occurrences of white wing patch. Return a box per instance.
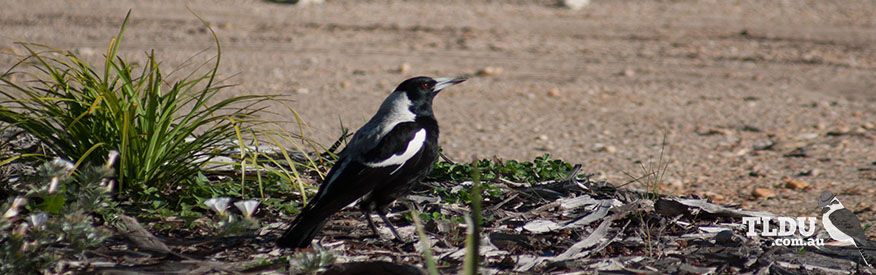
[366,128,426,174]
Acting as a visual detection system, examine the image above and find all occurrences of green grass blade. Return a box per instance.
[463,162,483,275]
[412,209,439,275]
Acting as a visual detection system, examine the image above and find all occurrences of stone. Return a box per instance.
[476,66,503,76]
[752,188,775,199]
[704,192,724,201]
[784,178,809,190]
[398,63,410,74]
[560,0,590,10]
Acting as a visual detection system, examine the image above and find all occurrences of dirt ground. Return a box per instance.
[2,0,875,232]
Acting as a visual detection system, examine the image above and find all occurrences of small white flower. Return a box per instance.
[234,200,260,217]
[99,178,115,193]
[106,150,120,167]
[13,222,28,236]
[2,208,18,219]
[28,213,48,229]
[48,177,59,193]
[204,197,231,215]
[105,180,115,193]
[51,157,75,175]
[3,197,28,218]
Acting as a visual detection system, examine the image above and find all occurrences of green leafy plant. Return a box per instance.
[0,11,320,207]
[1,155,116,274]
[427,154,574,204]
[291,246,336,275]
[429,154,574,184]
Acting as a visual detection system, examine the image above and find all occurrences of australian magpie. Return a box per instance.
[277,76,466,248]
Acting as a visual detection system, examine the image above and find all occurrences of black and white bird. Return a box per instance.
[818,191,872,267]
[277,76,466,248]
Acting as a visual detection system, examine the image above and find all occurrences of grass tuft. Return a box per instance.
[0,11,321,210]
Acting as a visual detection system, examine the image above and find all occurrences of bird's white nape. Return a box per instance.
[366,128,427,173]
[378,92,417,137]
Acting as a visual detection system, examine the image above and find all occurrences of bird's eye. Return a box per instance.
[422,82,434,89]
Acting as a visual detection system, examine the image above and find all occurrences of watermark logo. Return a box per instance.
[742,216,825,246]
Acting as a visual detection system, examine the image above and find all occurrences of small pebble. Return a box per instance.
[398,63,410,74]
[704,192,724,201]
[752,188,775,199]
[560,0,590,10]
[804,168,821,177]
[547,88,561,97]
[592,143,616,153]
[706,128,732,136]
[784,178,809,190]
[476,66,503,76]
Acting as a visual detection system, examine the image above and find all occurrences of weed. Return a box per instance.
[463,161,483,275]
[0,11,320,215]
[0,154,116,274]
[622,132,671,258]
[290,246,336,275]
[430,154,574,184]
[622,133,669,200]
[427,154,575,205]
[411,208,439,275]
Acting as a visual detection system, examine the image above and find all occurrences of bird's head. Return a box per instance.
[393,76,466,115]
[820,197,846,214]
[817,190,838,209]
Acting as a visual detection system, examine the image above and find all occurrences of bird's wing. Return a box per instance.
[358,122,427,169]
[309,122,427,206]
[306,157,401,212]
[337,119,386,161]
[831,209,867,239]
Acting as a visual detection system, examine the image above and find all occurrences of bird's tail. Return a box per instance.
[277,210,330,248]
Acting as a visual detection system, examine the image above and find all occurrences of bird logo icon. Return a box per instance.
[817,191,872,267]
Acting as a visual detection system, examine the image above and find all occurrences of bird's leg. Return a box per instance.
[439,151,455,164]
[376,207,403,241]
[365,213,381,237]
[856,245,872,268]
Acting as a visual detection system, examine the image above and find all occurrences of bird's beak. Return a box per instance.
[432,76,467,93]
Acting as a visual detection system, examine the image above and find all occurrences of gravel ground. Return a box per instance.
[2,0,875,232]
